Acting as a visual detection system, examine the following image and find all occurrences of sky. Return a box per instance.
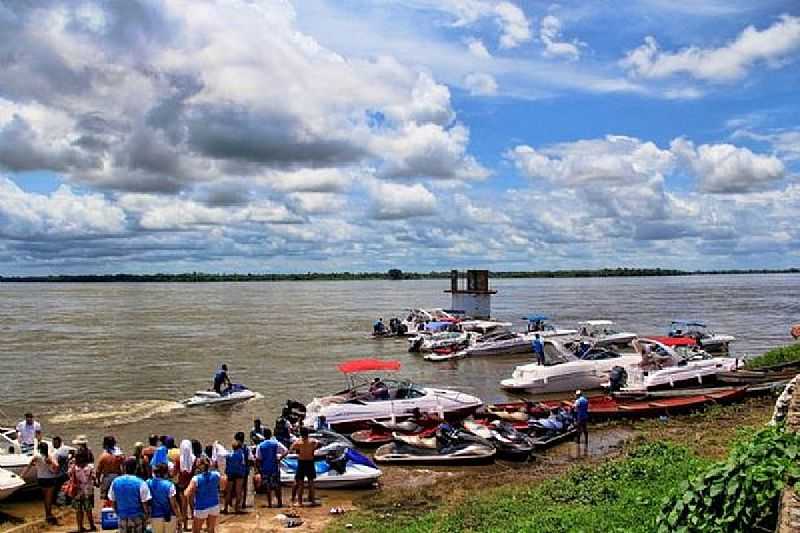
[0,0,799,275]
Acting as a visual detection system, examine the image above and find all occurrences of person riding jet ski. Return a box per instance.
[213,364,232,395]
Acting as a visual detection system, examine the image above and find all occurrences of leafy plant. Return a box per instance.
[745,344,800,370]
[656,427,800,532]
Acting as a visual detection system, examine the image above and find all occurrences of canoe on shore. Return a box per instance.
[484,387,748,422]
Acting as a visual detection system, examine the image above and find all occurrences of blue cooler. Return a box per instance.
[100,507,118,530]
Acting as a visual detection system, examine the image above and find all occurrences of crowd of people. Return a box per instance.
[15,404,322,533]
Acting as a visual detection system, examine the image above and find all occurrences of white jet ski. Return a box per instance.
[183,384,256,407]
[0,467,25,501]
[280,446,381,489]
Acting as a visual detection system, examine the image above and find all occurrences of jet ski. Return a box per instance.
[280,447,381,489]
[424,347,469,362]
[462,419,535,461]
[0,467,25,501]
[373,426,496,465]
[527,408,577,448]
[182,384,256,407]
[350,419,438,448]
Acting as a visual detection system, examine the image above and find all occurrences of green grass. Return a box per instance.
[745,343,800,370]
[330,442,709,533]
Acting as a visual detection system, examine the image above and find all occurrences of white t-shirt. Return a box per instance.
[16,420,41,445]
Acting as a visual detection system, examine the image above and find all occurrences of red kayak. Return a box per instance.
[484,387,748,423]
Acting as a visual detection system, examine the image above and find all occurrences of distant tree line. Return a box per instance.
[1,267,798,283]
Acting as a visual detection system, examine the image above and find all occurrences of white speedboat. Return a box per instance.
[304,359,482,433]
[620,338,740,392]
[182,384,256,407]
[400,308,460,335]
[457,331,533,358]
[500,341,641,395]
[0,428,70,488]
[521,315,578,338]
[408,331,477,353]
[459,320,513,335]
[668,320,735,354]
[578,320,638,349]
[0,467,25,501]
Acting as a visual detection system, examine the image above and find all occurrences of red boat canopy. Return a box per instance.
[337,359,402,374]
[645,336,697,347]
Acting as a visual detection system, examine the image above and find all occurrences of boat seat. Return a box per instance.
[394,434,437,449]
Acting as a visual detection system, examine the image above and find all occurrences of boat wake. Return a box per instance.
[48,400,185,427]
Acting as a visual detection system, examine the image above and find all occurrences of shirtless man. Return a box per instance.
[289,427,319,506]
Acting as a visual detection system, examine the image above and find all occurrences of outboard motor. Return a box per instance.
[409,337,424,353]
[608,366,628,392]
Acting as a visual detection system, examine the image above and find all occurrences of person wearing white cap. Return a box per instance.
[574,390,589,446]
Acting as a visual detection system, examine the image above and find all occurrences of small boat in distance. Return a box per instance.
[668,320,735,353]
[578,320,638,349]
[521,315,578,338]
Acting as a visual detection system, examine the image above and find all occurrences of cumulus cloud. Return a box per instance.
[539,15,584,61]
[670,138,786,193]
[493,2,532,49]
[463,72,498,96]
[368,182,437,220]
[466,39,491,59]
[621,15,800,82]
[0,177,126,240]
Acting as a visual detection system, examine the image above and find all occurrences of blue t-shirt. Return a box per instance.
[193,471,221,511]
[213,370,227,389]
[226,447,247,477]
[146,477,175,519]
[575,396,589,422]
[151,445,169,467]
[532,338,544,354]
[257,440,280,475]
[111,475,148,519]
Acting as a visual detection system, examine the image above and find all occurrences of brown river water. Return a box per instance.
[0,275,798,452]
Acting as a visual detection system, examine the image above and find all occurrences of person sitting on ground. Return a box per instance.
[290,427,319,507]
[255,428,288,508]
[109,457,151,533]
[69,447,96,532]
[213,364,231,395]
[185,456,221,533]
[15,412,42,454]
[146,463,181,533]
[22,441,60,525]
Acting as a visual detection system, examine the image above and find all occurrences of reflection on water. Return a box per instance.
[0,275,798,451]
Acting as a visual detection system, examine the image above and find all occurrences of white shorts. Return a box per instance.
[194,505,220,519]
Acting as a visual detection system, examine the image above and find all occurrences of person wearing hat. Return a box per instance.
[72,435,94,463]
[109,457,151,533]
[574,390,589,446]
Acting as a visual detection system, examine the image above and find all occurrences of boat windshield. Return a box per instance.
[344,379,426,403]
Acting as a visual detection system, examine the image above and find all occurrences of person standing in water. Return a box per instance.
[290,427,319,507]
[213,364,231,395]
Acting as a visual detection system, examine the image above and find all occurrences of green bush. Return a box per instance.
[656,427,800,532]
[745,344,800,370]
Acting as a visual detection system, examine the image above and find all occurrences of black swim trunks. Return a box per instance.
[294,460,316,482]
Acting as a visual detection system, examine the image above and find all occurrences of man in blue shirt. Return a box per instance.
[574,389,589,446]
[213,364,231,395]
[532,334,545,366]
[109,458,151,533]
[256,428,288,508]
[146,463,181,533]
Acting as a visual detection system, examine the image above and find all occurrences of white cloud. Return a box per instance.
[621,15,800,82]
[466,39,491,59]
[731,128,800,162]
[287,192,347,214]
[268,168,354,193]
[463,72,498,96]
[670,138,786,193]
[0,177,126,239]
[494,2,532,49]
[539,15,583,61]
[368,182,437,219]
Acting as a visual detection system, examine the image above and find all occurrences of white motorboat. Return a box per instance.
[304,359,482,433]
[408,331,477,353]
[620,338,740,392]
[456,331,534,358]
[578,320,638,349]
[0,467,25,501]
[0,428,70,488]
[182,384,256,407]
[668,320,735,354]
[459,320,513,335]
[280,447,381,489]
[521,315,578,338]
[400,308,460,335]
[500,340,641,395]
